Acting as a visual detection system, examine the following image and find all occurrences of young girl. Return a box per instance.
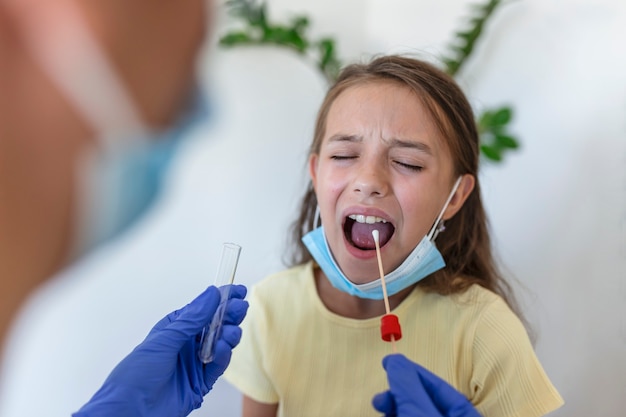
[224,55,563,417]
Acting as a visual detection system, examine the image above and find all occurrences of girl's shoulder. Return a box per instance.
[450,283,504,307]
[410,283,520,332]
[444,284,528,342]
[416,282,506,313]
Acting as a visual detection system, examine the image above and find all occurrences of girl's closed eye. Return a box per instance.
[394,160,423,172]
[330,154,358,161]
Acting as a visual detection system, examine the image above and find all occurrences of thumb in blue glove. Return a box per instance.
[73,284,249,417]
[372,354,482,417]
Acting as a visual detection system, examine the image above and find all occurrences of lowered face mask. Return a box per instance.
[73,91,209,256]
[302,177,462,300]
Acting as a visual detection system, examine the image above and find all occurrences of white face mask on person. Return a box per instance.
[19,1,209,257]
[302,177,463,300]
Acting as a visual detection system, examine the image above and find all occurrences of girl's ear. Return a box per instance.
[308,153,320,190]
[443,174,475,220]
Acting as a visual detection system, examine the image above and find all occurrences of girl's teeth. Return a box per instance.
[349,214,387,224]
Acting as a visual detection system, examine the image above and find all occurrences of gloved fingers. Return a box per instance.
[222,299,249,325]
[381,353,411,369]
[382,354,426,392]
[219,324,243,348]
[149,285,225,334]
[372,391,396,415]
[416,363,462,399]
[146,287,222,350]
[186,286,222,319]
[202,339,233,379]
[226,284,247,300]
[383,354,479,417]
[173,286,222,327]
[147,286,245,337]
[416,366,480,416]
[382,354,440,414]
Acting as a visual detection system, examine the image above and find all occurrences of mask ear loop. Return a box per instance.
[313,205,321,229]
[428,176,463,241]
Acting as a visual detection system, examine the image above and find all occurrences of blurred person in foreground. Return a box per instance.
[0,1,248,416]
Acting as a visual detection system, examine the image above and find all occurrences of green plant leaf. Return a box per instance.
[292,16,309,32]
[477,105,519,162]
[495,134,519,149]
[443,0,502,76]
[478,110,494,131]
[219,32,254,46]
[491,107,512,126]
[480,144,503,161]
[219,0,341,82]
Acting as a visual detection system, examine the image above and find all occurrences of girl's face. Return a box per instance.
[310,81,467,283]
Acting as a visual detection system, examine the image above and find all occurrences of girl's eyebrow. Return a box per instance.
[386,137,433,155]
[327,133,433,155]
[327,133,361,143]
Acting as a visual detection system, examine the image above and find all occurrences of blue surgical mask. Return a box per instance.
[73,91,209,256]
[302,177,462,299]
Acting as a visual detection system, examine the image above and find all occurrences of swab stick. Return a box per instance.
[372,230,401,352]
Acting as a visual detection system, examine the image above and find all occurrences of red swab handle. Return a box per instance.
[380,314,402,342]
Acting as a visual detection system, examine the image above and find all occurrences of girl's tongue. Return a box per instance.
[349,221,394,250]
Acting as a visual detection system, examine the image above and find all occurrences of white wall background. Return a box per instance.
[2,0,625,416]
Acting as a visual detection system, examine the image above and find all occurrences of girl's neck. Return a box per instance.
[313,266,415,320]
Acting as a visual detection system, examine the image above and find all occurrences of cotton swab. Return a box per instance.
[372,230,391,313]
[372,230,402,352]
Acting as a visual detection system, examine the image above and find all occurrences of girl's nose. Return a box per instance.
[352,162,389,198]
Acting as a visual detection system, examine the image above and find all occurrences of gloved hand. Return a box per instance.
[73,284,249,417]
[372,354,482,417]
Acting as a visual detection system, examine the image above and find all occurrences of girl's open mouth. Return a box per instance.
[344,214,395,250]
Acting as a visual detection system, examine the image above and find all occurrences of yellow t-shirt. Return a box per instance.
[225,262,563,417]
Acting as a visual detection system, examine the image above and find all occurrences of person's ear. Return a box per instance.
[308,153,320,191]
[442,174,475,220]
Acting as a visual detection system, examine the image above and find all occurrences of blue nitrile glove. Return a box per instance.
[372,354,482,417]
[73,284,248,417]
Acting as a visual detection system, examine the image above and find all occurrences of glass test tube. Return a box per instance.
[198,242,242,364]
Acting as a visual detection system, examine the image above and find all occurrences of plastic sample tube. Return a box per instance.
[198,242,242,364]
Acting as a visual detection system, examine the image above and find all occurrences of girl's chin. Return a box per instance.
[336,260,380,283]
[346,276,380,285]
